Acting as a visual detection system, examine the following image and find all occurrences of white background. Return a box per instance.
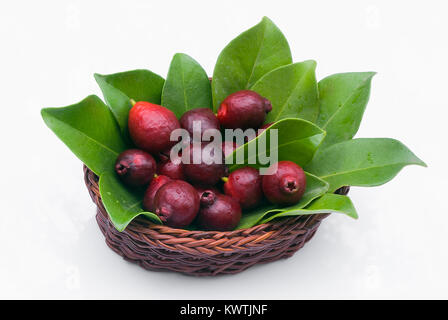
[1,0,447,299]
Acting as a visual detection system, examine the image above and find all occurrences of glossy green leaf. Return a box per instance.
[236,172,329,229]
[317,72,376,149]
[260,193,358,224]
[41,95,127,176]
[226,118,326,172]
[94,69,165,135]
[212,17,292,109]
[161,53,212,118]
[99,172,161,232]
[252,61,320,122]
[305,138,427,192]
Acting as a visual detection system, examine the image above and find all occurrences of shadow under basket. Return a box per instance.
[84,165,349,276]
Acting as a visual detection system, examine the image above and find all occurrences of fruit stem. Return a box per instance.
[130,99,136,106]
[221,177,229,183]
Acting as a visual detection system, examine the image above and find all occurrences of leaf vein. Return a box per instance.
[246,23,267,89]
[48,113,121,156]
[319,162,415,179]
[321,76,371,129]
[273,66,313,122]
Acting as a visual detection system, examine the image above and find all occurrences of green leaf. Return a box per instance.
[252,60,320,123]
[94,69,165,135]
[236,172,329,229]
[212,17,292,109]
[226,118,326,171]
[41,95,127,176]
[317,72,376,149]
[259,193,358,224]
[99,172,161,232]
[161,53,212,118]
[236,202,277,230]
[305,138,427,192]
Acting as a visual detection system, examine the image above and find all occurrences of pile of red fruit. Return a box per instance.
[114,90,307,231]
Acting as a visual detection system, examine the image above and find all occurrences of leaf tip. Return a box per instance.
[261,16,273,23]
[115,225,126,232]
[40,107,48,117]
[350,208,359,219]
[93,73,104,81]
[172,52,185,60]
[40,108,52,128]
[417,158,428,168]
[260,16,282,32]
[172,52,197,66]
[85,94,102,104]
[307,59,318,68]
[364,71,377,82]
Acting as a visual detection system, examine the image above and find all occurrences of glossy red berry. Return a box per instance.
[128,101,180,154]
[180,108,220,139]
[157,159,185,180]
[115,149,156,187]
[142,175,172,212]
[197,193,241,231]
[262,161,307,205]
[223,167,262,209]
[153,180,199,228]
[184,143,226,187]
[217,90,272,130]
[195,186,221,200]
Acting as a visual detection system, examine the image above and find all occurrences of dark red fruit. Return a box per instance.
[184,143,226,187]
[157,159,185,180]
[198,189,217,207]
[153,180,199,228]
[221,141,239,157]
[157,148,171,162]
[262,161,307,205]
[128,101,180,154]
[115,149,156,187]
[197,193,241,231]
[217,90,272,130]
[180,108,220,140]
[143,175,172,212]
[223,167,262,209]
[195,186,221,200]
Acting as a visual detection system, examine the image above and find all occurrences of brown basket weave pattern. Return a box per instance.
[84,166,349,276]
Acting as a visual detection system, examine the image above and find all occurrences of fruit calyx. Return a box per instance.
[263,98,272,113]
[115,162,129,176]
[281,176,299,194]
[155,206,171,223]
[200,190,216,207]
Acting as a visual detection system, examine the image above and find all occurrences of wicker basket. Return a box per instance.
[84,165,349,276]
